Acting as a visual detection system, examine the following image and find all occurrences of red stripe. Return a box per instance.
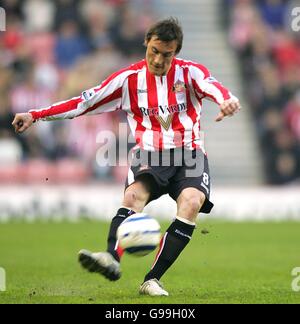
[95,60,145,90]
[190,62,210,79]
[128,73,146,149]
[211,82,231,101]
[180,59,231,105]
[167,65,185,148]
[146,70,164,151]
[176,59,210,79]
[116,245,124,259]
[32,62,146,121]
[78,87,122,116]
[192,78,219,104]
[184,69,199,150]
[193,89,203,150]
[30,97,82,120]
[192,82,204,103]
[191,78,205,147]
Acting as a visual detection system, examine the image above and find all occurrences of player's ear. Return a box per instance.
[143,38,148,49]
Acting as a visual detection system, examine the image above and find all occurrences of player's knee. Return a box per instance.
[178,190,205,215]
[123,190,138,207]
[123,187,149,212]
[186,196,202,214]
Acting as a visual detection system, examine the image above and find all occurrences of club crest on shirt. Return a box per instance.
[172,80,186,93]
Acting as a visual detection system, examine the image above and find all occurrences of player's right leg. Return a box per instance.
[106,179,152,261]
[78,179,151,281]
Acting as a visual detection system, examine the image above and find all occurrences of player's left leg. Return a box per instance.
[141,150,213,296]
[142,188,204,287]
[176,187,206,222]
[140,188,205,296]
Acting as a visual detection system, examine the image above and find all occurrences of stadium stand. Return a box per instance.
[1,0,299,186]
[0,0,157,184]
[1,0,300,222]
[224,0,300,185]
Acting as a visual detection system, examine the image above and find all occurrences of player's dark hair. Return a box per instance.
[145,17,183,54]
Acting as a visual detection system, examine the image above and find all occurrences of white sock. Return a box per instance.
[176,216,196,226]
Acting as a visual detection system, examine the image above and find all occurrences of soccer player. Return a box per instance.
[12,18,241,296]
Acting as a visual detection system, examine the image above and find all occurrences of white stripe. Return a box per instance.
[187,72,203,151]
[31,96,81,121]
[138,67,154,151]
[38,70,136,120]
[84,98,122,115]
[77,69,136,117]
[85,70,136,110]
[175,65,194,150]
[155,75,175,149]
[127,113,138,146]
[29,96,80,113]
[176,216,196,226]
[122,78,131,113]
[123,78,138,144]
[189,65,224,104]
[174,63,207,151]
[114,240,120,251]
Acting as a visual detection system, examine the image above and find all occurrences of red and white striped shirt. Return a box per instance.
[30,58,236,151]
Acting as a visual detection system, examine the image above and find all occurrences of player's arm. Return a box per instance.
[190,64,241,122]
[12,68,133,134]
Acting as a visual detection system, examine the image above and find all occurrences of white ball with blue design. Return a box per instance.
[117,213,161,256]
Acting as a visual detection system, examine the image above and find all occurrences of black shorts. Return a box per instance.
[125,148,214,214]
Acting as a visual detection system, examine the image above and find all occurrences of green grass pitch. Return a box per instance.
[0,221,300,304]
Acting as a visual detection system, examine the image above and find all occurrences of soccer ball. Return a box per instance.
[117,213,161,257]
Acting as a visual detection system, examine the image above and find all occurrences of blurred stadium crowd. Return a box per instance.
[0,0,157,184]
[0,0,299,186]
[223,0,300,185]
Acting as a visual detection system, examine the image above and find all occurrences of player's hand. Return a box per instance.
[12,113,34,134]
[215,99,241,122]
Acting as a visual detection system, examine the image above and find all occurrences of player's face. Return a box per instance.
[146,37,177,76]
